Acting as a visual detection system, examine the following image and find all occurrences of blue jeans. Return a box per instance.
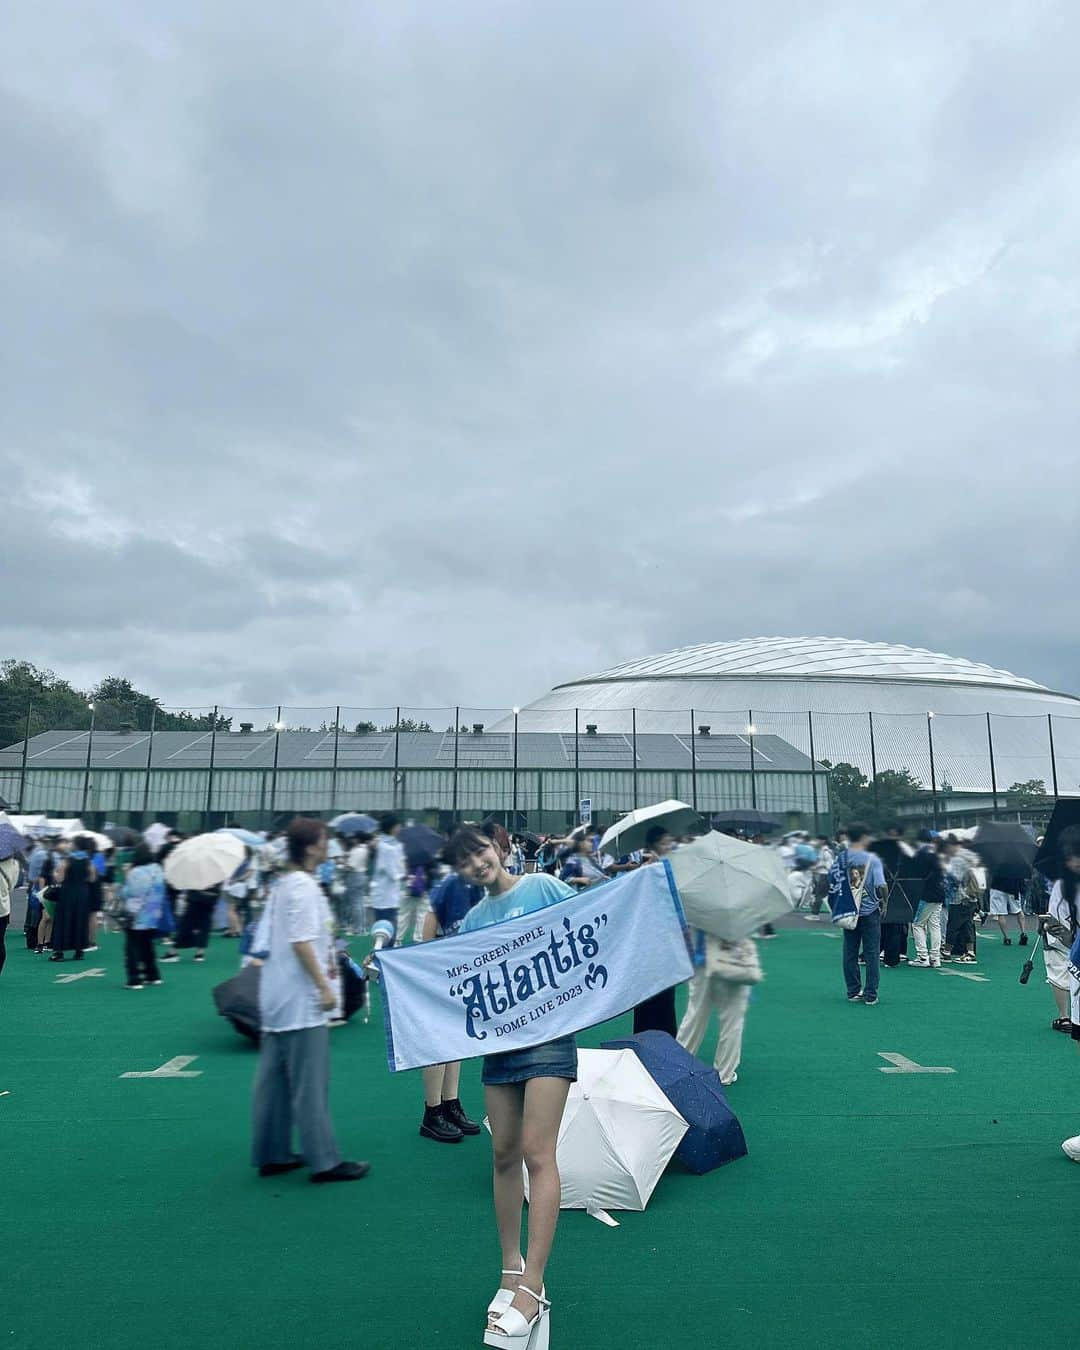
[842,911,881,998]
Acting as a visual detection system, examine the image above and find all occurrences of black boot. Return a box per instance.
[1019,932,1029,946]
[419,1105,463,1144]
[441,1097,481,1136]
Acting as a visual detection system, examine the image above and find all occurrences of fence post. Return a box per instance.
[689,709,697,812]
[808,710,819,834]
[203,705,219,829]
[393,706,401,811]
[748,710,757,810]
[986,712,999,814]
[141,704,156,818]
[330,706,341,814]
[1048,714,1060,799]
[574,708,581,824]
[927,712,939,830]
[17,700,31,811]
[270,706,283,816]
[81,702,96,816]
[512,707,520,833]
[631,708,639,809]
[452,706,460,824]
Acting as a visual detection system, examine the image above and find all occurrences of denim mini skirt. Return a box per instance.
[481,1035,578,1086]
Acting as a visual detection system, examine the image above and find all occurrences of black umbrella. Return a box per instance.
[971,821,1037,883]
[1033,800,1080,881]
[399,823,444,867]
[104,825,140,847]
[710,810,783,835]
[212,964,262,1044]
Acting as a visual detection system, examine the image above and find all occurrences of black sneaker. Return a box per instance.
[193,952,206,963]
[863,995,879,1006]
[420,1106,463,1144]
[847,991,863,1002]
[440,1098,481,1136]
[311,1160,370,1183]
[124,982,144,990]
[160,953,180,963]
[1019,932,1029,946]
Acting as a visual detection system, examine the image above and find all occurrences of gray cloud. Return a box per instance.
[3,0,1079,713]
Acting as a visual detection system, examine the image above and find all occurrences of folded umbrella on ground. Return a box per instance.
[164,832,246,891]
[669,830,792,941]
[601,1031,747,1174]
[600,801,704,859]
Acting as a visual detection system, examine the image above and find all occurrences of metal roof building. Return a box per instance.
[513,637,1080,799]
[0,725,828,832]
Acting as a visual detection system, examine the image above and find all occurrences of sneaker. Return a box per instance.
[1061,1136,1080,1162]
[863,995,879,1006]
[847,991,863,1002]
[720,1073,738,1086]
[910,957,931,968]
[929,960,942,968]
[124,982,144,990]
[419,1107,463,1144]
[440,1098,481,1136]
[958,954,978,964]
[146,979,164,986]
[1019,932,1029,946]
[160,953,180,963]
[84,945,100,953]
[193,952,206,963]
[311,1160,370,1183]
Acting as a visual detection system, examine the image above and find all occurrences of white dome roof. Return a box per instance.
[559,638,1049,694]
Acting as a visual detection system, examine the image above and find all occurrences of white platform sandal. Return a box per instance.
[487,1262,525,1322]
[483,1285,550,1350]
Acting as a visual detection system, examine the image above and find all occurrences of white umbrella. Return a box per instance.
[164,832,246,891]
[143,822,171,852]
[523,1049,687,1223]
[599,800,703,859]
[81,831,115,853]
[669,830,793,941]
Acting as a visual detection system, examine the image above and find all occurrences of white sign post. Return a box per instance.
[579,798,592,826]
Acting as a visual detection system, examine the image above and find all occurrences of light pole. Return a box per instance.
[81,701,96,815]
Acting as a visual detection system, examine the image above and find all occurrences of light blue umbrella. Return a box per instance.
[330,813,378,837]
[216,827,265,847]
[0,823,31,861]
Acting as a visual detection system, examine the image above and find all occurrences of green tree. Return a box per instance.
[1006,779,1047,809]
[821,761,926,832]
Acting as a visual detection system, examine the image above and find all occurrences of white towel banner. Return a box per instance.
[375,861,693,1072]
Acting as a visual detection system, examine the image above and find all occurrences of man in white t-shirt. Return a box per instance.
[251,817,369,1184]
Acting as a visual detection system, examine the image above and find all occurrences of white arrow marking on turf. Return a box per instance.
[877,1052,956,1075]
[54,967,107,984]
[936,967,990,983]
[121,1056,202,1079]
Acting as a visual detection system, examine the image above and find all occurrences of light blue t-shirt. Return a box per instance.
[459,873,576,934]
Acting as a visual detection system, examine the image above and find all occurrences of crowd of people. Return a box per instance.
[6,804,1080,1345]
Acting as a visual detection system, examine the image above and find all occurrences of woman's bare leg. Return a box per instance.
[422,1063,447,1109]
[485,1082,526,1294]
[510,1076,570,1321]
[441,1060,462,1101]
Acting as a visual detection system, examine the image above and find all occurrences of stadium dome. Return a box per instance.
[516,638,1080,795]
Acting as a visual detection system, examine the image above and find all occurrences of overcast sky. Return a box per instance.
[3,1,1079,719]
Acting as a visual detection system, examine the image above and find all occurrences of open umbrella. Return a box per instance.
[79,831,115,854]
[972,820,1038,883]
[330,812,378,837]
[0,823,31,861]
[602,1031,748,1175]
[164,832,246,891]
[600,801,704,859]
[710,809,783,836]
[669,830,792,941]
[216,827,265,848]
[399,823,444,867]
[522,1048,687,1220]
[1034,800,1080,881]
[143,822,172,852]
[104,825,140,847]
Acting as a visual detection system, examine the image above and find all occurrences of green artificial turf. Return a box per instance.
[1,924,1076,1350]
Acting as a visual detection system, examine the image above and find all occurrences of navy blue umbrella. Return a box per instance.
[602,1030,747,1175]
[0,822,31,862]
